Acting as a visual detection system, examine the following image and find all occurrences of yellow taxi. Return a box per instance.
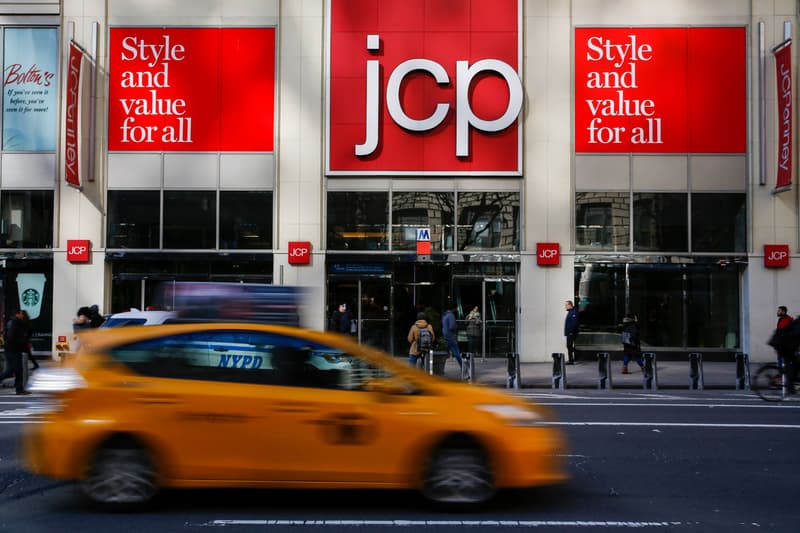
[23,323,567,508]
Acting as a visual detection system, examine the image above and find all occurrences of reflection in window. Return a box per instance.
[633,193,687,252]
[0,190,53,248]
[220,191,273,249]
[457,193,519,250]
[164,191,216,249]
[327,192,388,250]
[575,192,629,251]
[687,266,740,348]
[107,190,160,249]
[691,193,746,252]
[392,192,454,251]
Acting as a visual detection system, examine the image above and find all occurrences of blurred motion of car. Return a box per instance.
[24,323,567,509]
[100,309,179,328]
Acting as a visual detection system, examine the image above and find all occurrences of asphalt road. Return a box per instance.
[1,389,797,532]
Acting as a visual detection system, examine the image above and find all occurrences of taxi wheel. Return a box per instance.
[83,440,158,506]
[422,443,495,507]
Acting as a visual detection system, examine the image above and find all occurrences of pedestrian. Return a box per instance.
[0,310,32,395]
[407,312,435,367]
[20,310,38,371]
[328,303,351,334]
[73,306,92,332]
[466,305,482,355]
[441,305,463,368]
[768,306,799,394]
[88,304,105,328]
[564,300,580,364]
[621,314,644,374]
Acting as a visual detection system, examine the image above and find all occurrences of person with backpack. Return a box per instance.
[407,312,435,368]
[620,314,644,374]
[768,306,800,394]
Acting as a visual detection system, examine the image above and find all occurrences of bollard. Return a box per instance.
[596,352,613,389]
[506,352,521,389]
[426,349,434,376]
[689,352,704,390]
[22,353,29,390]
[734,352,750,390]
[462,352,475,383]
[642,352,658,390]
[551,352,566,390]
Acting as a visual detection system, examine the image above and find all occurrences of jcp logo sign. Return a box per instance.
[537,243,560,266]
[764,244,790,268]
[66,239,91,263]
[327,0,522,175]
[288,241,312,265]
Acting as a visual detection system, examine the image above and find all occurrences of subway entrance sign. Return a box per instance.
[416,228,431,256]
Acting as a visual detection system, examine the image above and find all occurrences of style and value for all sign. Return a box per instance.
[116,35,192,144]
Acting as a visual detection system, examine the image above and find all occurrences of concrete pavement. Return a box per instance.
[3,353,757,393]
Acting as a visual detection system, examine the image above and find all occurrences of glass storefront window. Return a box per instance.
[628,266,684,348]
[392,192,454,251]
[107,190,160,249]
[457,192,519,251]
[0,190,53,248]
[164,191,216,249]
[575,192,630,251]
[633,193,687,252]
[220,191,273,250]
[327,192,388,251]
[691,193,746,252]
[687,266,740,348]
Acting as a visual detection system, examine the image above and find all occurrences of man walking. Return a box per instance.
[769,306,798,394]
[0,310,32,395]
[442,305,463,368]
[564,300,580,365]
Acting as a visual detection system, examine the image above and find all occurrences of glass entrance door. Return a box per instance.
[327,276,392,350]
[453,276,517,358]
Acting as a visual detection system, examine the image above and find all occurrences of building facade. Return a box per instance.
[1,0,797,362]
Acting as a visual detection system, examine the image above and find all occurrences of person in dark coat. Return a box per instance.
[328,303,351,334]
[564,300,580,364]
[621,314,644,374]
[441,305,463,368]
[0,310,31,394]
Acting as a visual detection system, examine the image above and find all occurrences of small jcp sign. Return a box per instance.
[288,241,311,265]
[67,239,90,263]
[764,244,790,268]
[536,243,560,266]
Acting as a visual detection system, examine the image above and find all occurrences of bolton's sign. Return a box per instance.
[575,27,746,153]
[326,0,522,175]
[108,28,275,151]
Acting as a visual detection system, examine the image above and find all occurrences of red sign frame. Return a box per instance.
[327,0,522,175]
[108,28,275,152]
[536,243,560,266]
[764,244,790,268]
[288,241,312,265]
[575,27,746,153]
[67,239,91,263]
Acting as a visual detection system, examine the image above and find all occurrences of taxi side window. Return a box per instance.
[109,332,212,379]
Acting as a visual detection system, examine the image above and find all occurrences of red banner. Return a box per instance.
[108,28,275,152]
[575,27,746,153]
[774,40,792,192]
[64,41,82,187]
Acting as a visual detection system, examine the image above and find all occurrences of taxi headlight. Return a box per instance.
[475,404,544,426]
[28,367,87,393]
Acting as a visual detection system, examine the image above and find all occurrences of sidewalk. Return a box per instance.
[437,356,750,390]
[4,354,751,393]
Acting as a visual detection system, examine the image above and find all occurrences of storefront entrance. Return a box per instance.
[327,260,517,357]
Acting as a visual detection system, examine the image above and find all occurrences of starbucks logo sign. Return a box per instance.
[21,288,40,307]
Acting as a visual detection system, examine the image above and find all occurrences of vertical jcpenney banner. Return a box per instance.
[108,28,275,151]
[773,40,792,191]
[575,27,746,153]
[2,28,58,151]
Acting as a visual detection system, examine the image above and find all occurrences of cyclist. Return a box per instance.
[768,306,800,394]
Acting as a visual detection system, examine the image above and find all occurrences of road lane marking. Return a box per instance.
[544,421,800,429]
[200,519,687,528]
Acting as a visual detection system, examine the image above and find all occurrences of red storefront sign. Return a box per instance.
[536,242,560,266]
[108,28,275,151]
[764,244,790,268]
[65,41,83,187]
[67,239,91,263]
[288,241,311,265]
[773,40,792,192]
[575,27,746,153]
[327,0,522,175]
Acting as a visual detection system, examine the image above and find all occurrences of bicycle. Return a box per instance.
[752,359,799,402]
